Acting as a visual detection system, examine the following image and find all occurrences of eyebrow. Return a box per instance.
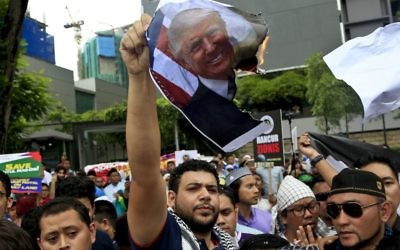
[186,182,217,188]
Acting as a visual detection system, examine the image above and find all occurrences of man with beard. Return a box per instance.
[324,168,399,249]
[121,14,235,249]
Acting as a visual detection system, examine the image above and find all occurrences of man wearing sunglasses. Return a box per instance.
[324,168,399,249]
[299,133,400,233]
[311,175,333,228]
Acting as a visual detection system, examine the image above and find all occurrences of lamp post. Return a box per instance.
[284,109,300,162]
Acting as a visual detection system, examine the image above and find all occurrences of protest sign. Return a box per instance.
[0,152,42,193]
[147,0,272,152]
[253,110,284,167]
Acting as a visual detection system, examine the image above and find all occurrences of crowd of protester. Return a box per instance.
[1,13,400,250]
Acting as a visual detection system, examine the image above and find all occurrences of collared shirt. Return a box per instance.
[238,207,272,233]
[103,181,125,203]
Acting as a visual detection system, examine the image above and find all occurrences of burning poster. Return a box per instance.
[147,0,272,151]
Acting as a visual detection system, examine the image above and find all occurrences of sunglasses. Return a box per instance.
[315,192,329,202]
[326,201,383,219]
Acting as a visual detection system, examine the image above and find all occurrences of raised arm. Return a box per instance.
[298,133,337,187]
[121,14,167,246]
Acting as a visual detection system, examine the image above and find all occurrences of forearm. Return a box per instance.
[126,71,160,178]
[298,133,337,187]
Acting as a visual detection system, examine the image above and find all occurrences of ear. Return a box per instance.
[103,218,112,230]
[234,204,239,219]
[6,197,12,209]
[279,212,288,225]
[167,190,176,209]
[37,237,43,250]
[89,222,96,244]
[380,201,393,223]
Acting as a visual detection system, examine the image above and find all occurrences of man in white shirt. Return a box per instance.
[103,168,125,203]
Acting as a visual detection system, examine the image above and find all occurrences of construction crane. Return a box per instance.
[64,6,84,46]
[64,6,84,79]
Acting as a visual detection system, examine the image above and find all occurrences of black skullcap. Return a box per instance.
[330,168,386,199]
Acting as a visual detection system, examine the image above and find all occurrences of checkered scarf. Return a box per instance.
[168,208,237,249]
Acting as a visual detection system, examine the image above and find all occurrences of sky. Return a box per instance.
[27,0,143,80]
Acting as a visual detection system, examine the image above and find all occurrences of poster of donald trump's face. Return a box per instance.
[147,0,272,152]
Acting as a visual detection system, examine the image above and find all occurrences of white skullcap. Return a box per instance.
[277,176,315,211]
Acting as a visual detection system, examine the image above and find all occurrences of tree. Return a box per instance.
[306,53,363,134]
[236,70,308,112]
[6,53,54,152]
[0,0,29,153]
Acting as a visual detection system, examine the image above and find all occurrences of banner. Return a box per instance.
[0,152,42,178]
[253,110,284,167]
[0,152,42,193]
[175,150,198,166]
[308,132,400,172]
[11,178,42,193]
[84,162,130,179]
[160,152,175,170]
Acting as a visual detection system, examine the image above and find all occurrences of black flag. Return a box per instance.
[308,132,400,172]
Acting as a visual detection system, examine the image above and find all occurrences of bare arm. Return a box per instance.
[121,14,167,246]
[298,133,337,187]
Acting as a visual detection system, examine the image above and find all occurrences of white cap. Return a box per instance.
[276,176,315,211]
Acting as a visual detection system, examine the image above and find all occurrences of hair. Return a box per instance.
[167,8,225,59]
[240,233,289,250]
[16,194,37,218]
[291,158,304,171]
[168,159,219,193]
[21,206,43,250]
[76,170,87,177]
[0,220,34,250]
[229,178,242,204]
[42,182,49,189]
[253,172,265,196]
[94,200,117,229]
[87,170,97,177]
[0,171,11,198]
[218,186,235,206]
[107,168,119,177]
[38,197,91,234]
[55,165,67,174]
[354,154,399,182]
[310,174,325,189]
[56,176,96,206]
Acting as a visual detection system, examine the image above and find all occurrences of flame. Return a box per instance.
[256,36,269,67]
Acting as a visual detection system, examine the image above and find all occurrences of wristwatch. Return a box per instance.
[310,154,324,167]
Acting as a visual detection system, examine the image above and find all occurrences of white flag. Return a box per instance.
[323,22,400,122]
